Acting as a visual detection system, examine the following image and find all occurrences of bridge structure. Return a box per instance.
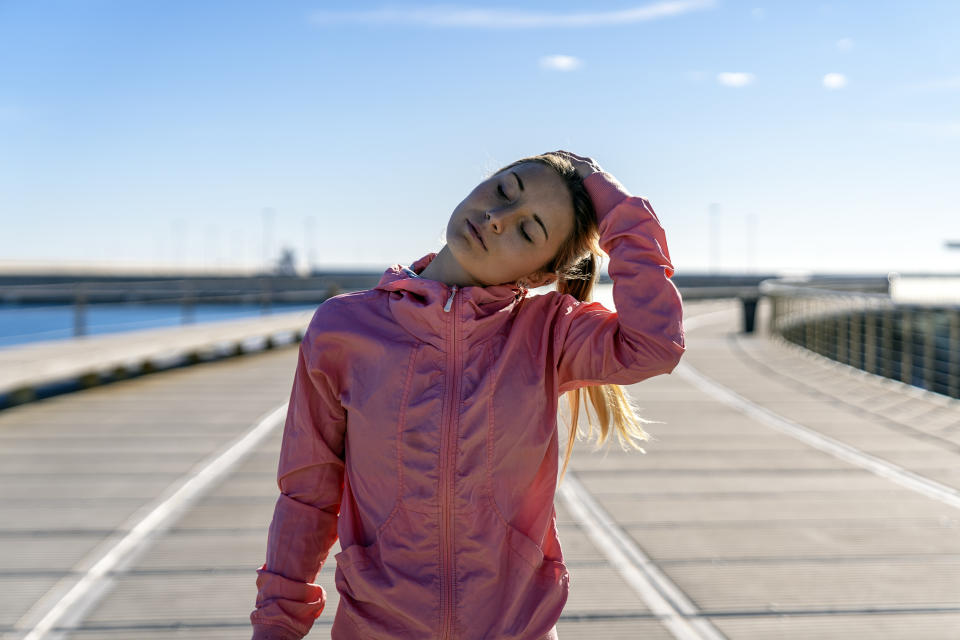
[0,281,958,639]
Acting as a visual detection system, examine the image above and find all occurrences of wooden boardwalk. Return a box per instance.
[0,298,958,639]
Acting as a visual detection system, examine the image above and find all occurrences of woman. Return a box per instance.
[250,150,686,639]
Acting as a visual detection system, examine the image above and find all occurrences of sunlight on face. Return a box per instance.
[445,162,575,286]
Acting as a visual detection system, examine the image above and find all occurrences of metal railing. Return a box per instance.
[0,278,345,339]
[759,278,960,399]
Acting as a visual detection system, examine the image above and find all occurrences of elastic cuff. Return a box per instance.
[251,622,303,640]
[584,171,631,221]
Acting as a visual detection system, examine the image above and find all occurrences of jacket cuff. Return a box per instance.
[251,622,303,640]
[584,171,631,223]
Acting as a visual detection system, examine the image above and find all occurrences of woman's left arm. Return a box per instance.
[554,167,686,393]
[250,313,347,640]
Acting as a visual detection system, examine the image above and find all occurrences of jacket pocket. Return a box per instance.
[333,538,373,573]
[506,522,545,570]
[495,522,570,639]
[332,506,440,638]
[505,522,568,580]
[333,539,378,604]
[333,540,390,636]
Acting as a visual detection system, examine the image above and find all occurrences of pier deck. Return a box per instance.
[0,298,958,639]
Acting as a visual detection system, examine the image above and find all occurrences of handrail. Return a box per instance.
[759,277,960,399]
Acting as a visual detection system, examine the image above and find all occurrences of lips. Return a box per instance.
[466,219,487,251]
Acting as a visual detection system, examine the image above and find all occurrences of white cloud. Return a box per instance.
[308,1,716,28]
[836,37,854,51]
[823,72,847,89]
[539,55,583,72]
[717,72,755,87]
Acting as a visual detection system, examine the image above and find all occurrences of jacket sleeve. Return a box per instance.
[554,171,685,394]
[250,316,347,640]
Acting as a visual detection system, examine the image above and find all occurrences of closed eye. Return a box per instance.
[497,182,530,241]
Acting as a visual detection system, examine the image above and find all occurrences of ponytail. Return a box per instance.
[555,253,657,486]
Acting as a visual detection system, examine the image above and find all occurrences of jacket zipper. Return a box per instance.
[440,284,459,638]
[443,285,457,312]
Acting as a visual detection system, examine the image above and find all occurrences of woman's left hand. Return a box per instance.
[550,150,603,179]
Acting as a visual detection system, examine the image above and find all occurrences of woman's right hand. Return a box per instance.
[550,150,603,180]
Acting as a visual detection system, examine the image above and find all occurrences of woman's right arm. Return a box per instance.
[250,316,347,640]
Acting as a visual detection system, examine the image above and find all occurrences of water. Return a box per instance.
[0,302,320,349]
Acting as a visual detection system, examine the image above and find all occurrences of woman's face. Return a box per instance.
[446,161,575,286]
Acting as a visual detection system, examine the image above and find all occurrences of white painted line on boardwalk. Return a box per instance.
[674,361,960,511]
[557,474,727,640]
[680,307,736,332]
[15,403,289,640]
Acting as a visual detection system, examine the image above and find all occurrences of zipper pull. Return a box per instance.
[443,285,458,313]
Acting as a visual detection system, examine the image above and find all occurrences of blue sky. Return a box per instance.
[1,0,958,275]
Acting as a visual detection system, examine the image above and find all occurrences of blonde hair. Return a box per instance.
[489,152,657,485]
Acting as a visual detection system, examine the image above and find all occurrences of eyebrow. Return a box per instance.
[511,171,549,241]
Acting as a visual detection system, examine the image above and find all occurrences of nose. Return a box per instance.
[484,207,521,234]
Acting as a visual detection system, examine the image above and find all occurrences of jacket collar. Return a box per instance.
[375,253,528,346]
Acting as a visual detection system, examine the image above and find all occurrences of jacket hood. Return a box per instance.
[374,252,529,346]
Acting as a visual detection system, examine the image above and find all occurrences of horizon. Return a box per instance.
[0,256,950,280]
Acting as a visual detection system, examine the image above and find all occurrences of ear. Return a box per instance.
[521,271,557,289]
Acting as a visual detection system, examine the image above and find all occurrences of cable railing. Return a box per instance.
[759,277,960,399]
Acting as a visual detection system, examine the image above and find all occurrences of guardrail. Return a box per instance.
[2,273,778,340]
[759,278,960,399]
[0,278,346,338]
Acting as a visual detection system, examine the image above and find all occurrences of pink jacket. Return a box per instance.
[250,171,686,639]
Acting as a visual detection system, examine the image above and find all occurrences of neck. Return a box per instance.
[417,246,484,287]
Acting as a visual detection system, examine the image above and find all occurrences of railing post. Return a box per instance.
[798,297,806,347]
[850,309,863,369]
[882,307,893,379]
[949,309,959,399]
[837,309,847,364]
[924,309,936,392]
[865,306,876,374]
[901,311,912,385]
[74,283,87,337]
[810,298,823,353]
[828,306,836,361]
[821,300,829,358]
[741,295,759,334]
[768,296,778,336]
